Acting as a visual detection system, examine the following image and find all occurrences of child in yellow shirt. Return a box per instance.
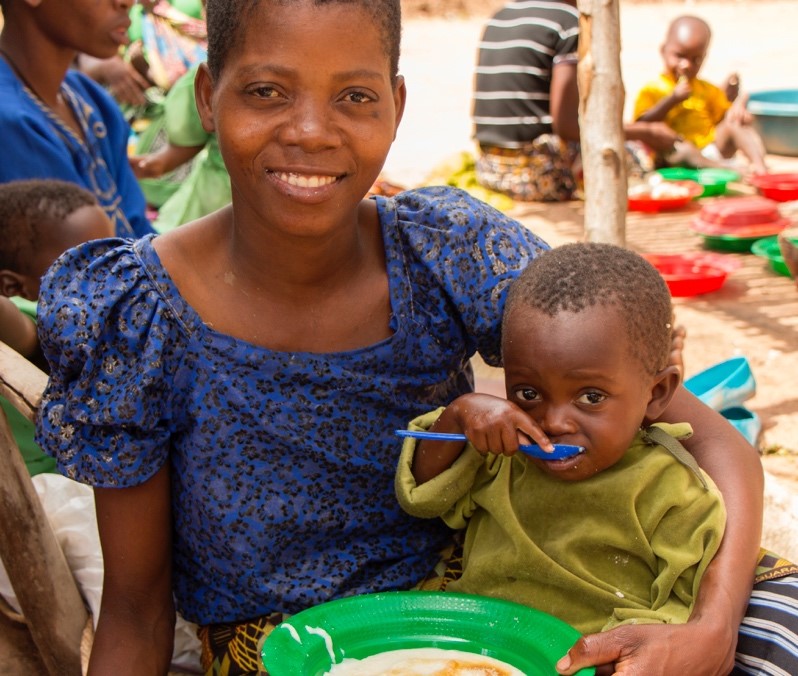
[634,15,767,174]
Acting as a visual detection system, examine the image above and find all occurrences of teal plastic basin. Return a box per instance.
[747,90,798,157]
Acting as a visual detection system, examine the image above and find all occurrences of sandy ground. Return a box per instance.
[386,0,798,561]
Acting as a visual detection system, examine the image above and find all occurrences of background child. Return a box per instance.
[633,15,768,174]
[396,242,726,640]
[0,177,202,672]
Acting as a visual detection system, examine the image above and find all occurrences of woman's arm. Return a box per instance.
[558,387,762,675]
[88,464,175,676]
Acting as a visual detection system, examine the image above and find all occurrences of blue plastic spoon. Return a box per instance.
[395,429,584,461]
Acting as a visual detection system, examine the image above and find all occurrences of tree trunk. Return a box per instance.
[577,0,627,245]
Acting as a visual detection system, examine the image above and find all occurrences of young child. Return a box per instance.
[0,179,114,473]
[32,2,787,675]
[0,177,203,672]
[633,15,768,174]
[396,242,726,637]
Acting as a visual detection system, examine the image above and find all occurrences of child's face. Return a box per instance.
[23,205,114,299]
[502,303,665,481]
[35,0,134,60]
[661,26,709,81]
[196,0,406,238]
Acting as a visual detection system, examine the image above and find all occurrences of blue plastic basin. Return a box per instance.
[747,90,798,157]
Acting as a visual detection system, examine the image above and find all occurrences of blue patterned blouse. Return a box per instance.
[36,187,550,624]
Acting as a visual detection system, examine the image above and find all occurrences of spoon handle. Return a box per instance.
[394,429,583,460]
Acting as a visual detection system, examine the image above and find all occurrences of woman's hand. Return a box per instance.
[556,614,736,675]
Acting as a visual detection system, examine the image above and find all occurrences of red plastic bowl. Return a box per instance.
[691,196,790,239]
[642,253,740,297]
[628,180,703,213]
[750,173,798,202]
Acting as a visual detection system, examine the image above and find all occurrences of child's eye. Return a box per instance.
[577,391,606,405]
[513,387,540,402]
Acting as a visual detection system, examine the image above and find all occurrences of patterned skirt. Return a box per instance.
[199,547,797,676]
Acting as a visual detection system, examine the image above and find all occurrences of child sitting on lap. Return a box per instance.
[633,15,768,174]
[396,243,726,643]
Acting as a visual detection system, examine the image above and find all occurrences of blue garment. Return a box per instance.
[0,60,154,238]
[35,186,550,624]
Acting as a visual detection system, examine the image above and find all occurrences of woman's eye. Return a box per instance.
[249,85,279,99]
[577,392,606,405]
[513,388,539,402]
[343,90,373,104]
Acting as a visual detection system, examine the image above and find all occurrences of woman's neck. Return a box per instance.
[0,30,75,108]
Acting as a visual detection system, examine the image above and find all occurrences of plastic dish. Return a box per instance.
[656,167,740,197]
[751,235,798,277]
[684,356,756,412]
[690,196,790,250]
[261,591,594,676]
[749,173,798,202]
[747,89,798,157]
[641,253,740,297]
[628,180,702,212]
[720,406,762,447]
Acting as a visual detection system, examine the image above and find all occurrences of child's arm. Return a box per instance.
[129,142,205,180]
[0,298,38,359]
[412,393,551,484]
[635,77,692,122]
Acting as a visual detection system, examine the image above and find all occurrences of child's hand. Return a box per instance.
[672,75,692,103]
[723,73,741,102]
[448,393,552,456]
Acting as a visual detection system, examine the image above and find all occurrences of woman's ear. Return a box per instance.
[644,365,682,423]
[392,74,407,141]
[194,62,216,133]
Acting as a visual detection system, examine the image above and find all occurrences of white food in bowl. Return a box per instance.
[324,647,525,675]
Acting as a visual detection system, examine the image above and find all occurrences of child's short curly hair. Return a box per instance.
[0,179,98,272]
[503,242,673,375]
[205,0,402,83]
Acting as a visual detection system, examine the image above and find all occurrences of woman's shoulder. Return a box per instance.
[40,236,175,326]
[381,186,550,257]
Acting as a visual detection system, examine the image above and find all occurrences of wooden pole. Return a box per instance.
[0,342,87,675]
[577,0,627,245]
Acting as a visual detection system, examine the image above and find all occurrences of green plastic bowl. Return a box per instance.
[657,167,740,197]
[752,235,798,277]
[261,591,594,676]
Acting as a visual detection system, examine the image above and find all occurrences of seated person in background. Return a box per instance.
[633,15,768,175]
[0,0,155,238]
[472,0,685,202]
[129,61,230,233]
[396,242,726,651]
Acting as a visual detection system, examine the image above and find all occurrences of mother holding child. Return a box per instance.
[32,0,797,675]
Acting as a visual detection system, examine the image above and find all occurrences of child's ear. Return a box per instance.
[194,63,216,134]
[0,270,27,299]
[644,365,681,422]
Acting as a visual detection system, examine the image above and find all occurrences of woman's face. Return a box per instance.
[36,0,134,59]
[196,0,406,239]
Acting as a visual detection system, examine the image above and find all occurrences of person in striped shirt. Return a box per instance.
[471,0,681,202]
